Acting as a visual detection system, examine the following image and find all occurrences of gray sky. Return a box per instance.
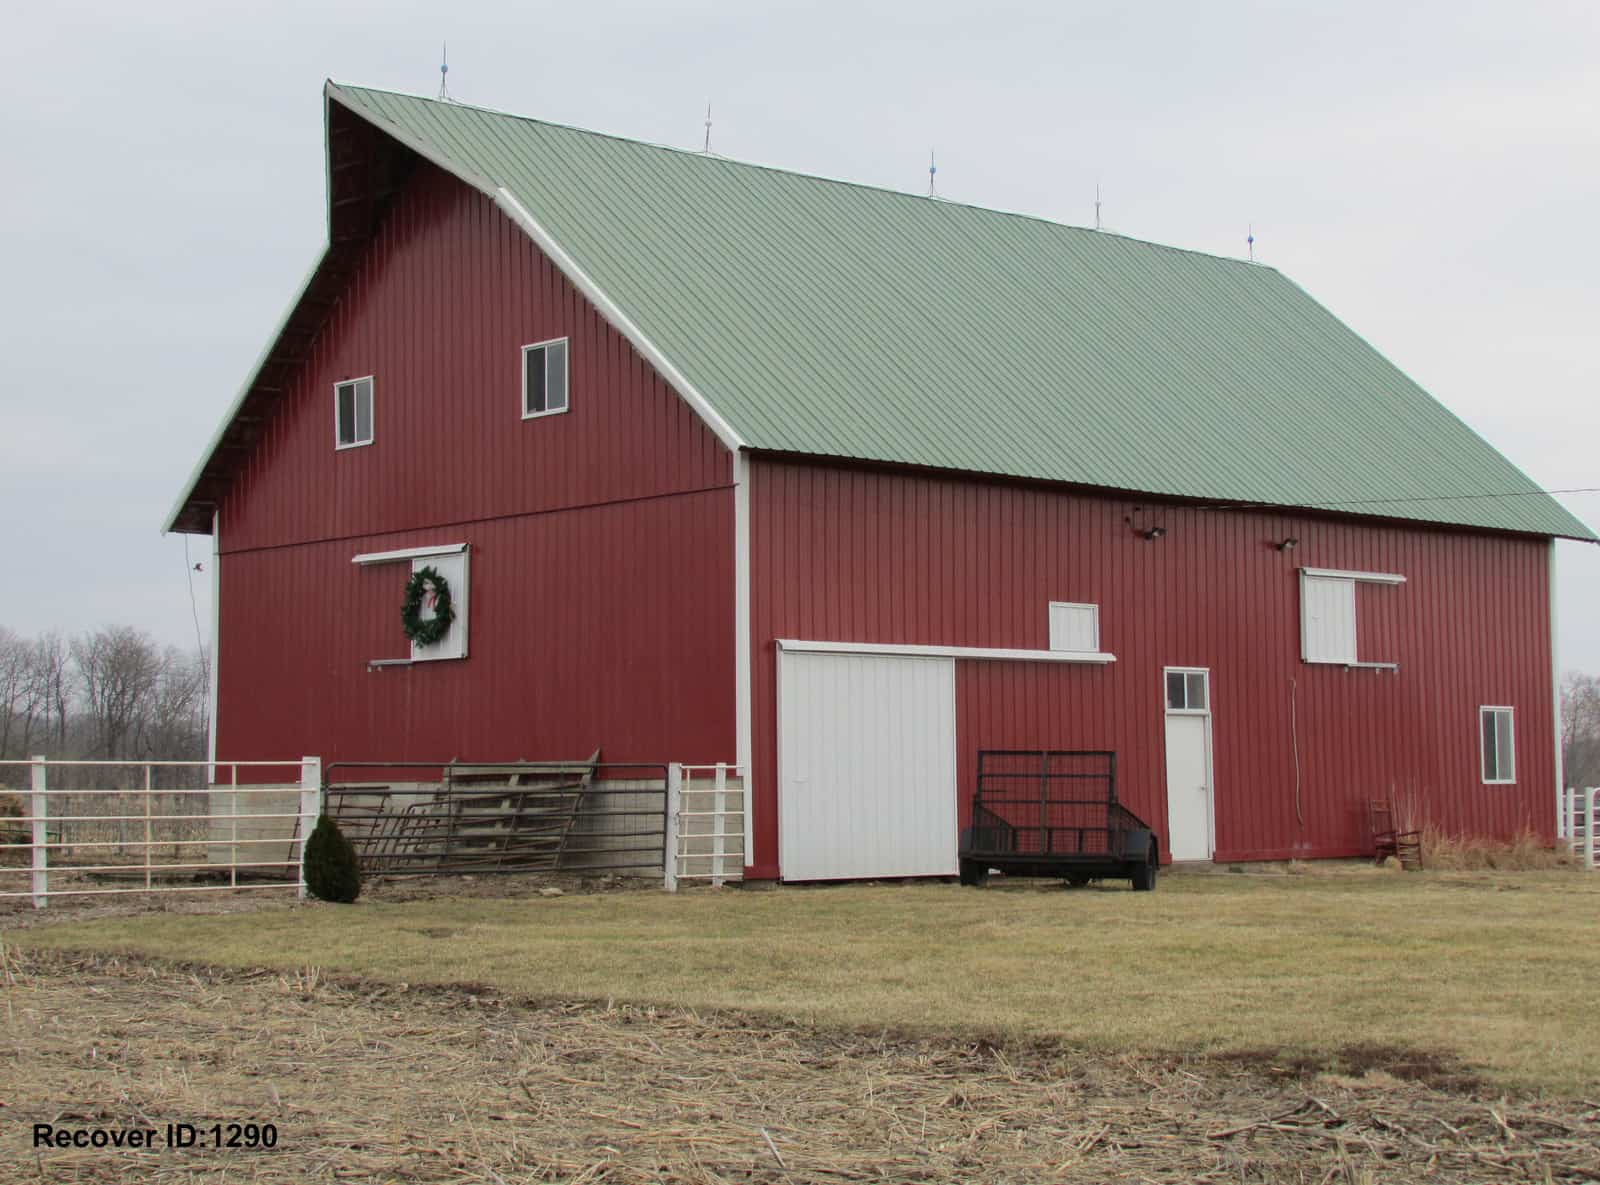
[2,0,1597,671]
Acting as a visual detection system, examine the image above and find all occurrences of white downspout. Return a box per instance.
[734,451,753,870]
[1550,539,1563,837]
[207,508,221,785]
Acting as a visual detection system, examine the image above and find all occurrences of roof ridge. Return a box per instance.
[328,80,1278,275]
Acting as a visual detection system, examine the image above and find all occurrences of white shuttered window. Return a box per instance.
[1300,574,1356,664]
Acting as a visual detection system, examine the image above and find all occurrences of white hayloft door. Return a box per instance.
[410,551,469,661]
[777,649,957,880]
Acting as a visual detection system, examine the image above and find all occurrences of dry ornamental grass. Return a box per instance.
[2,944,1598,1184]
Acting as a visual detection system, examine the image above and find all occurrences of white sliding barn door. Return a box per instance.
[777,650,958,880]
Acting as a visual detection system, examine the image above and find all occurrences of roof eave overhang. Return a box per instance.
[162,249,331,534]
[743,448,1599,543]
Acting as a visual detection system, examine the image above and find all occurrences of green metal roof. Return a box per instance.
[320,83,1594,539]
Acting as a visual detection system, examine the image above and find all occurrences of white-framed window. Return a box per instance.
[1048,602,1100,653]
[1165,668,1209,713]
[1299,567,1404,667]
[335,376,374,448]
[1479,705,1515,784]
[522,337,570,418]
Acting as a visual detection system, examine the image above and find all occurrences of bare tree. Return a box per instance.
[1560,671,1600,790]
[33,632,69,751]
[0,627,29,758]
[135,645,208,759]
[72,626,164,759]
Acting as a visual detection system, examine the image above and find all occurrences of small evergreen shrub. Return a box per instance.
[303,813,362,903]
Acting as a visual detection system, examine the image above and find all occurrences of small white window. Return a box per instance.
[1048,602,1099,652]
[1165,669,1209,712]
[1480,706,1515,784]
[522,338,570,418]
[335,376,374,448]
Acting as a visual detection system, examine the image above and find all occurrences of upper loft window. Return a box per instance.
[1480,706,1515,784]
[522,338,570,418]
[335,377,374,449]
[1299,567,1405,667]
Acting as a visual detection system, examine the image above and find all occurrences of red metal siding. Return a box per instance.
[223,161,730,555]
[217,492,734,767]
[748,458,1555,874]
[215,162,735,769]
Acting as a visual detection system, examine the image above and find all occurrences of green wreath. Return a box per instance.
[401,566,455,646]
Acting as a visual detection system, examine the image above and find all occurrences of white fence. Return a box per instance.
[0,757,321,909]
[664,763,745,890]
[1560,787,1596,870]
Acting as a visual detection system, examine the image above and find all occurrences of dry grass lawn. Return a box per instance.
[9,867,1600,1095]
[5,944,1598,1184]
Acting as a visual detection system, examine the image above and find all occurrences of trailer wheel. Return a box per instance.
[1064,874,1091,888]
[1131,842,1159,892]
[959,860,989,887]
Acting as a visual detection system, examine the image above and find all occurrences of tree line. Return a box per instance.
[1564,671,1600,790]
[0,626,207,763]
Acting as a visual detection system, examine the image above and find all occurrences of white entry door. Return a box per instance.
[1163,668,1214,861]
[778,649,958,880]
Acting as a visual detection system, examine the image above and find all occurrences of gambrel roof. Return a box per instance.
[166,81,1595,540]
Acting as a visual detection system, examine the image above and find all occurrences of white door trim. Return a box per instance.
[1163,666,1216,861]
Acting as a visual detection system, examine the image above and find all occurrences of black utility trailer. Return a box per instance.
[959,750,1159,890]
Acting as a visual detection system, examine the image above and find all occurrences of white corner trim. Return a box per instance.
[492,187,745,454]
[1550,540,1563,829]
[1299,566,1406,585]
[733,452,753,867]
[776,638,1117,664]
[351,542,468,566]
[206,508,221,782]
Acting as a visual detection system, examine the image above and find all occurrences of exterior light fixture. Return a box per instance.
[1277,537,1299,551]
[1142,527,1167,540]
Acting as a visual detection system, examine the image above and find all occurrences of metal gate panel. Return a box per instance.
[777,650,957,880]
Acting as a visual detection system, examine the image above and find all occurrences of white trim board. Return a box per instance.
[1550,541,1563,832]
[733,452,753,868]
[777,639,1116,664]
[1298,566,1406,585]
[351,542,468,566]
[491,186,744,454]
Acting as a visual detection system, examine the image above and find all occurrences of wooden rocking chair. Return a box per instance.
[1368,799,1423,870]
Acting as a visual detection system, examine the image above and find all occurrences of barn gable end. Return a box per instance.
[205,118,737,771]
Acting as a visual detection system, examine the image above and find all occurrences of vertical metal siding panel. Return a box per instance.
[747,456,1558,872]
[219,488,735,769]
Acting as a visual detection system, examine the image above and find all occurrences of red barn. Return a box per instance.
[166,82,1595,879]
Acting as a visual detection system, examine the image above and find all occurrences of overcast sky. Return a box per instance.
[2,0,1596,673]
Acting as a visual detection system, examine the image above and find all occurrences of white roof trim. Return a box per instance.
[776,638,1116,664]
[492,187,744,453]
[161,249,330,534]
[352,542,468,566]
[1299,567,1407,585]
